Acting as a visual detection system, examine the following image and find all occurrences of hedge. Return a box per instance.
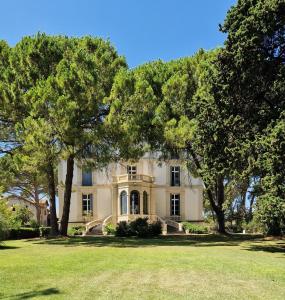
[9,227,40,239]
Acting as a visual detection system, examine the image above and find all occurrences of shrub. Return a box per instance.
[40,226,51,237]
[149,221,162,236]
[104,224,116,235]
[29,220,40,229]
[0,201,13,241]
[115,218,162,238]
[13,205,33,226]
[130,218,149,238]
[68,226,85,236]
[9,227,40,239]
[242,219,263,234]
[254,195,285,236]
[182,222,208,234]
[115,221,134,237]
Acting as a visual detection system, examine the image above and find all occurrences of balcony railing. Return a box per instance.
[113,174,154,183]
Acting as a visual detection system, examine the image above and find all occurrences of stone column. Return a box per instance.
[140,190,143,216]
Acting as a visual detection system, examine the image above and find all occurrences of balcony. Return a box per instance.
[113,174,154,184]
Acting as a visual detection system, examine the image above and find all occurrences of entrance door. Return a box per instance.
[130,190,140,214]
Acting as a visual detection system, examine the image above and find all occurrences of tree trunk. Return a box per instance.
[215,176,227,234]
[215,208,226,233]
[34,185,41,225]
[60,154,75,236]
[47,162,58,236]
[248,195,255,222]
[187,143,227,234]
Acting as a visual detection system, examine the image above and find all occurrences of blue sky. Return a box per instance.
[0,0,236,67]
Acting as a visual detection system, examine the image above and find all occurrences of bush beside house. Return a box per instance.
[115,218,162,238]
[182,222,208,234]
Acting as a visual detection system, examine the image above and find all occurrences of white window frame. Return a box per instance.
[171,166,180,186]
[82,194,93,216]
[170,193,180,216]
[127,165,137,175]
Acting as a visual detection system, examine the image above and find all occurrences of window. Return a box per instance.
[143,191,148,215]
[120,191,128,215]
[82,168,92,186]
[82,194,93,216]
[130,190,140,214]
[170,166,180,186]
[170,194,180,216]
[127,165,137,175]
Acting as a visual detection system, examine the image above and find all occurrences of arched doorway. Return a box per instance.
[130,190,140,214]
[120,191,127,215]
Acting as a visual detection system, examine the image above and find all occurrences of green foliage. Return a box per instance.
[0,202,11,241]
[217,0,285,235]
[115,218,162,238]
[242,219,262,234]
[115,221,134,237]
[129,218,149,238]
[39,226,51,237]
[13,205,33,226]
[9,227,40,239]
[182,222,208,234]
[29,219,40,229]
[149,221,162,236]
[108,50,230,233]
[104,224,116,235]
[254,195,285,236]
[68,226,85,236]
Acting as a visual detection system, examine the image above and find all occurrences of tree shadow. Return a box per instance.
[244,243,285,254]
[0,244,19,250]
[32,234,264,249]
[0,288,60,299]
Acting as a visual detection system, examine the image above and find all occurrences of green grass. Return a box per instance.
[0,235,285,299]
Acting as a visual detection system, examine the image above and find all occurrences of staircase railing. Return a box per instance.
[102,215,113,235]
[154,215,167,235]
[83,218,103,236]
[165,218,183,232]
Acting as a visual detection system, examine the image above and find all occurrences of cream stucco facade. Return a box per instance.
[58,154,204,229]
[4,197,49,226]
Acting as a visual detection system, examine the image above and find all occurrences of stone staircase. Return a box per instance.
[84,215,113,236]
[83,215,184,236]
[85,223,103,235]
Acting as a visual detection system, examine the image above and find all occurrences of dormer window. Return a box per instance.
[82,167,92,186]
[170,166,180,186]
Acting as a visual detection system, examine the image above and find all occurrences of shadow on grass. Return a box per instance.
[0,288,60,299]
[0,244,19,250]
[32,234,265,249]
[244,243,285,254]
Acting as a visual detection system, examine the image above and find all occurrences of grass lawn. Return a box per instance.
[0,235,285,300]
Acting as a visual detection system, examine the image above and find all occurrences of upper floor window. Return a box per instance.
[170,166,180,186]
[82,168,92,186]
[127,165,137,175]
[82,194,93,216]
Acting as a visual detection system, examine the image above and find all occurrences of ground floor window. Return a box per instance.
[82,194,93,216]
[143,191,148,214]
[130,190,140,214]
[170,194,180,216]
[120,191,128,215]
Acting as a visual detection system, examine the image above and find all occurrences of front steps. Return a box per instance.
[84,216,185,236]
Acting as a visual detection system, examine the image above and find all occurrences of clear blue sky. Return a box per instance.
[0,0,236,67]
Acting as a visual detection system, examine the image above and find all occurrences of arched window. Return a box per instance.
[120,191,127,215]
[143,191,148,215]
[130,190,140,214]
